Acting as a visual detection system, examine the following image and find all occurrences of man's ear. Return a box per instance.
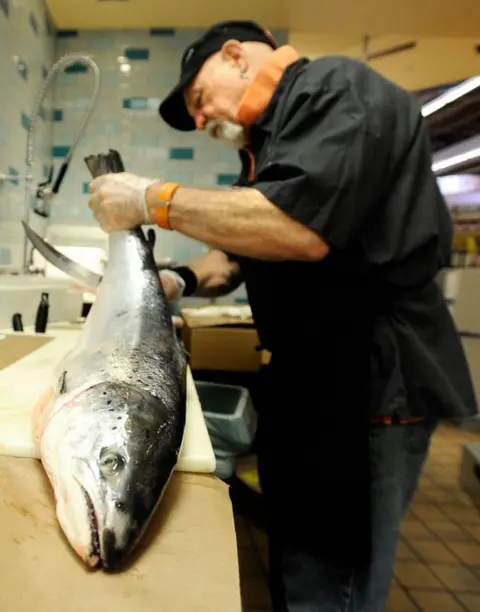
[221,39,247,72]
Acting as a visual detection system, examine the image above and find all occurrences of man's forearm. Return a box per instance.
[146,184,329,262]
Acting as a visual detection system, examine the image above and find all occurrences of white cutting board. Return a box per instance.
[0,326,216,474]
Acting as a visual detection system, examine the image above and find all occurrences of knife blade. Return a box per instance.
[21,221,103,289]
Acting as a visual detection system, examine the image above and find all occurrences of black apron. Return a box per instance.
[239,254,376,569]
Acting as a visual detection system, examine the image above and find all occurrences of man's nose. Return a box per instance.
[195,113,207,131]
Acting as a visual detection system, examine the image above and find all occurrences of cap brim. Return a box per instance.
[158,76,196,132]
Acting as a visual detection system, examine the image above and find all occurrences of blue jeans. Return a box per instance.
[258,419,438,612]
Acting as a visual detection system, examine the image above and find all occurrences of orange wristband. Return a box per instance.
[151,182,181,230]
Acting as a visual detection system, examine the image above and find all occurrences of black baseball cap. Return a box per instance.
[158,20,278,132]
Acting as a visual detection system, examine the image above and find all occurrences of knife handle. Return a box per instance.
[12,313,24,332]
[34,292,49,334]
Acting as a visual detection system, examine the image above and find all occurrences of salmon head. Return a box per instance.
[39,378,186,571]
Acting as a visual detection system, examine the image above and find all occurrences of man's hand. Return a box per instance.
[88,172,157,232]
[159,270,186,301]
[171,316,184,329]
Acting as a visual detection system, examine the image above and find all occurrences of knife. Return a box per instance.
[21,221,103,289]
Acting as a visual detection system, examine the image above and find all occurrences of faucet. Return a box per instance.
[21,52,101,273]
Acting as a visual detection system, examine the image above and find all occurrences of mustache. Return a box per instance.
[205,119,247,148]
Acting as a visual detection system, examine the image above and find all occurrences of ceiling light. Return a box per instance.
[421,76,480,117]
[432,147,480,174]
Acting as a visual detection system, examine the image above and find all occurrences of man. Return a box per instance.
[88,20,478,611]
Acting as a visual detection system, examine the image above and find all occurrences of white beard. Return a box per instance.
[205,119,248,149]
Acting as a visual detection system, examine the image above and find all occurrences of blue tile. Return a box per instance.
[124,47,150,60]
[217,173,239,185]
[53,109,63,121]
[149,28,175,36]
[122,97,148,110]
[0,0,9,18]
[16,59,28,81]
[8,167,19,186]
[52,146,70,158]
[56,29,78,37]
[82,182,89,194]
[65,63,88,73]
[21,112,30,131]
[29,12,38,35]
[169,147,194,160]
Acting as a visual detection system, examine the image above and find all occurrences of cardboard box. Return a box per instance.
[181,304,263,372]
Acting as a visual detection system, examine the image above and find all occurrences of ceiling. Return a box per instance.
[45,0,480,36]
[418,83,480,174]
[421,85,480,149]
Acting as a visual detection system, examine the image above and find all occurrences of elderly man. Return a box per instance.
[88,20,478,612]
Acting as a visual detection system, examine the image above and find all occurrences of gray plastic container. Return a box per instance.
[194,381,258,479]
[213,455,238,481]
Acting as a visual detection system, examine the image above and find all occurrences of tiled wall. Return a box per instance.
[0,0,55,266]
[52,27,287,267]
[0,9,286,280]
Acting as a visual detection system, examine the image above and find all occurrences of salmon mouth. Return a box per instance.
[82,486,101,568]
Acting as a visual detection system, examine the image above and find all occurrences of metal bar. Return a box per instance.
[432,146,480,176]
[459,331,480,339]
[421,76,480,118]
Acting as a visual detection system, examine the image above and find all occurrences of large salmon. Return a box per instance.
[33,150,187,570]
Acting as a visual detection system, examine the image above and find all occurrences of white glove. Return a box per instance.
[88,172,157,232]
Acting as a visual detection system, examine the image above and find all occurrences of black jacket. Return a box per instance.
[227,55,478,421]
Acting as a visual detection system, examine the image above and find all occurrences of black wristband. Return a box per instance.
[172,266,198,297]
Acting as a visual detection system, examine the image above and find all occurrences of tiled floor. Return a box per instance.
[234,423,480,611]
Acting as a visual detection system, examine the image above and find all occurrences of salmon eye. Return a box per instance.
[100,451,124,473]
